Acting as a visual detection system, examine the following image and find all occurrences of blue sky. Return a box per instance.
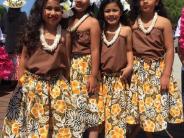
[0,0,35,14]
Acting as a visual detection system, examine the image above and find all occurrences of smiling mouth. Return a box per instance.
[75,6,82,9]
[48,17,58,21]
[75,3,82,7]
[107,18,116,21]
[143,5,149,9]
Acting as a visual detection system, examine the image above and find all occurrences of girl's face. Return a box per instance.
[42,0,63,27]
[139,0,159,14]
[74,0,90,13]
[103,2,121,26]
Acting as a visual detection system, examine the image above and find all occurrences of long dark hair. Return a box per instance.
[129,0,168,22]
[19,0,63,54]
[98,0,129,29]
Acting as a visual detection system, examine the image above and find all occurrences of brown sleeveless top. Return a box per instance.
[101,35,127,73]
[132,27,165,59]
[25,31,71,78]
[71,30,91,55]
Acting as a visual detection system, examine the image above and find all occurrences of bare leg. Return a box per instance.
[145,132,154,138]
[88,127,99,138]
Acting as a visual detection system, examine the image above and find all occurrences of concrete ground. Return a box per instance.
[173,54,182,90]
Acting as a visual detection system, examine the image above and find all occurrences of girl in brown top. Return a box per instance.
[127,0,184,138]
[67,0,101,137]
[2,0,80,137]
[98,0,133,137]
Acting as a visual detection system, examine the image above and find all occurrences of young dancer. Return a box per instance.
[127,0,184,137]
[98,0,133,137]
[68,0,101,137]
[2,0,77,137]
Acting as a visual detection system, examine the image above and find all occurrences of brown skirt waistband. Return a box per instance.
[24,70,63,81]
[101,72,121,77]
[134,56,164,64]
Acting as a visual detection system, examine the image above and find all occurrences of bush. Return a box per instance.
[0,5,7,19]
[163,0,184,26]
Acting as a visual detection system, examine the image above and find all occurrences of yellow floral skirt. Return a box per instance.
[126,57,184,132]
[2,71,84,138]
[70,55,101,130]
[99,73,129,138]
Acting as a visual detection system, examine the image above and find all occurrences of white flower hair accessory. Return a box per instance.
[72,0,101,8]
[90,0,101,7]
[60,0,74,18]
[120,0,130,12]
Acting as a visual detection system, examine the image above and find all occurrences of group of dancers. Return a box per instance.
[1,0,184,138]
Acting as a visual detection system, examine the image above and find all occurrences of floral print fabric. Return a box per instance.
[70,55,101,130]
[126,57,184,132]
[2,71,87,138]
[99,74,129,138]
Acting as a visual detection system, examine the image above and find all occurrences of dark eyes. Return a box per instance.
[45,6,61,12]
[104,9,120,13]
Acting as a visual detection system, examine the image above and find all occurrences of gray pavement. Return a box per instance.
[173,54,182,91]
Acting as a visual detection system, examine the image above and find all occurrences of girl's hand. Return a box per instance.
[120,66,132,82]
[86,75,98,94]
[160,74,170,92]
[17,70,24,81]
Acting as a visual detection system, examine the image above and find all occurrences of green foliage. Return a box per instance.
[0,5,7,19]
[163,0,184,26]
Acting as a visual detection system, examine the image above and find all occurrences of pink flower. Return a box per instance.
[179,8,184,52]
[0,46,14,79]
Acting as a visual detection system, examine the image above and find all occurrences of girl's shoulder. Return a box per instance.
[120,25,131,37]
[155,15,172,29]
[86,16,99,25]
[84,16,100,31]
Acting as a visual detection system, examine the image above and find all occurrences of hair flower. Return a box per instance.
[120,0,130,11]
[60,0,74,18]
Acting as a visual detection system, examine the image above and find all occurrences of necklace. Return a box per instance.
[102,24,121,47]
[137,12,158,34]
[69,13,89,32]
[40,25,61,52]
